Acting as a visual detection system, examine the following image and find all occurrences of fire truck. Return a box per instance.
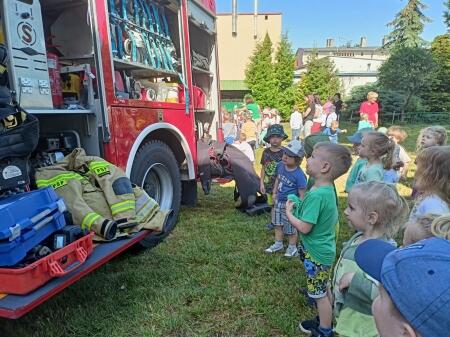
[0,0,220,318]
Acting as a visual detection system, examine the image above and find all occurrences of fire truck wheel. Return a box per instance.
[130,140,181,248]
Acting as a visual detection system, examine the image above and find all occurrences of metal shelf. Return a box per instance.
[28,108,94,115]
[192,66,213,76]
[113,58,178,78]
[195,109,215,114]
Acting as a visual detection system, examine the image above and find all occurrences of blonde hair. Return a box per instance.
[432,213,450,240]
[416,126,448,151]
[415,146,450,206]
[314,143,352,179]
[364,131,396,169]
[405,213,450,244]
[351,182,410,237]
[331,120,339,128]
[360,113,369,121]
[367,91,379,100]
[388,125,408,143]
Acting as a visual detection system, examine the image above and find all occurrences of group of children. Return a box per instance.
[291,101,347,145]
[222,106,282,153]
[258,122,449,337]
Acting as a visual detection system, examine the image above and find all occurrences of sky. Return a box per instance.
[216,0,448,48]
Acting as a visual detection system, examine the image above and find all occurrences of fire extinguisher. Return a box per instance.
[46,37,63,108]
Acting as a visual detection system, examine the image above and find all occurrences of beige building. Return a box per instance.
[294,38,389,96]
[217,13,282,101]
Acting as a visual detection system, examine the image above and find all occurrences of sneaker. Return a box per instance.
[311,327,334,337]
[266,222,275,231]
[284,245,298,257]
[298,317,320,334]
[265,243,284,253]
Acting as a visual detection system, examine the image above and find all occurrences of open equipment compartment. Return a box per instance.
[187,0,219,140]
[0,0,103,157]
[108,0,186,104]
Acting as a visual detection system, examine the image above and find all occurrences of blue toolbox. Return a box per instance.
[0,187,67,266]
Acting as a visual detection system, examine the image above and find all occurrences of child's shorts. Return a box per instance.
[272,201,297,235]
[298,243,332,299]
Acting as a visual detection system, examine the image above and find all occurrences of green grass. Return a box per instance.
[0,122,445,337]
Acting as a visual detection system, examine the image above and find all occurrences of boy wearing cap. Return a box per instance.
[286,143,352,337]
[355,237,450,337]
[260,124,288,230]
[265,139,307,257]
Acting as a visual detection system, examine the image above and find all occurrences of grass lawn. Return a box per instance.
[0,122,445,337]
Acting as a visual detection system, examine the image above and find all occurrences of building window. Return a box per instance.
[361,52,364,56]
[367,63,371,71]
[265,15,268,20]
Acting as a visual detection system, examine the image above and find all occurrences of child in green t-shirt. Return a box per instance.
[286,143,352,337]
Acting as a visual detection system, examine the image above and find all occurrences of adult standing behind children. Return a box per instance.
[260,124,288,229]
[265,140,308,257]
[286,143,352,337]
[303,94,316,138]
[311,95,324,134]
[333,93,344,121]
[290,105,303,140]
[359,92,379,128]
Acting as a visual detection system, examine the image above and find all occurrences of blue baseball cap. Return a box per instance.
[355,238,450,337]
[346,127,373,144]
[284,139,305,158]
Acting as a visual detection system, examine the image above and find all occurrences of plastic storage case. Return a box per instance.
[0,232,94,295]
[0,187,67,267]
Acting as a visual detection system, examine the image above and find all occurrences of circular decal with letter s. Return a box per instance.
[17,21,36,46]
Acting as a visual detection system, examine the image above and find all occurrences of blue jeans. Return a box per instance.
[292,128,301,140]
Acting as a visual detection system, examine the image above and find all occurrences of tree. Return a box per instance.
[379,47,436,119]
[383,0,431,51]
[273,33,296,119]
[244,33,277,107]
[445,0,450,30]
[421,34,450,111]
[295,53,341,110]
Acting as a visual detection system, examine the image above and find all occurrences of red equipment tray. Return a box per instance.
[0,230,151,319]
[0,232,94,295]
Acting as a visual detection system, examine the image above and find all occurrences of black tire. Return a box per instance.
[130,140,181,248]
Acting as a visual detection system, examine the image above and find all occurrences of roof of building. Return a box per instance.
[296,47,384,53]
[220,80,248,91]
[217,12,282,16]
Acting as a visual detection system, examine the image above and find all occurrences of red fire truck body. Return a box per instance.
[0,0,220,318]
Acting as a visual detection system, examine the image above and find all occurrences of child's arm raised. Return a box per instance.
[286,200,312,234]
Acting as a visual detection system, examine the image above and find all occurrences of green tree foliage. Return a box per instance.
[345,83,424,123]
[383,0,431,51]
[445,0,450,30]
[244,33,277,107]
[295,53,341,110]
[273,33,296,119]
[379,47,436,118]
[421,34,450,112]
